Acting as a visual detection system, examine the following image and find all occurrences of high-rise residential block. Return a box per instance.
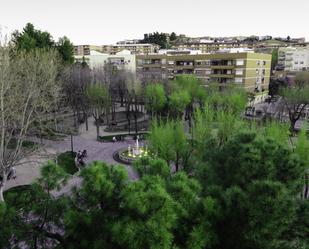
[136,52,271,93]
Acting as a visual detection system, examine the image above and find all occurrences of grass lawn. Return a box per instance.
[56,151,78,175]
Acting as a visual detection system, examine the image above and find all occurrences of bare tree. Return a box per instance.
[86,84,110,139]
[124,74,143,135]
[281,72,309,133]
[62,63,91,130]
[0,47,60,201]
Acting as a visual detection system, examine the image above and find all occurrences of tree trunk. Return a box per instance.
[134,112,138,136]
[73,110,77,130]
[106,110,109,126]
[290,118,297,133]
[120,94,124,107]
[85,114,88,131]
[53,111,58,132]
[127,111,131,135]
[0,177,6,202]
[96,123,100,140]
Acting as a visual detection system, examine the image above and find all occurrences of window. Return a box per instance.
[236,59,244,66]
[235,69,243,75]
[263,61,266,66]
[257,61,260,66]
[235,78,243,83]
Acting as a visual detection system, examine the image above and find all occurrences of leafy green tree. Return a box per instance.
[168,90,190,119]
[133,157,170,178]
[142,32,169,49]
[170,32,177,41]
[271,48,279,70]
[134,158,219,249]
[145,83,166,117]
[12,23,54,51]
[167,172,218,249]
[57,36,74,64]
[149,120,191,171]
[263,121,290,145]
[205,84,247,115]
[198,130,306,249]
[12,23,74,64]
[113,175,177,249]
[173,75,206,126]
[1,162,68,248]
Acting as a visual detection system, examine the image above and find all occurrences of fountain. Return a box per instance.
[115,136,149,164]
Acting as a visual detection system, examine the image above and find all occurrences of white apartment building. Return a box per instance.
[278,47,309,71]
[74,50,136,73]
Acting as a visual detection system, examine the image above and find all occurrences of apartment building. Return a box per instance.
[277,47,309,71]
[172,41,309,54]
[101,44,159,55]
[74,45,102,56]
[136,52,271,92]
[75,50,136,72]
[172,42,251,53]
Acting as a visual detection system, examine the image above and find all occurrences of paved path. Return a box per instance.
[4,110,146,193]
[4,135,139,192]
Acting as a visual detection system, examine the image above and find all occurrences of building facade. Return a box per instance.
[277,47,309,71]
[172,41,309,54]
[101,43,159,55]
[136,52,271,92]
[74,44,160,56]
[75,51,136,72]
[74,45,102,56]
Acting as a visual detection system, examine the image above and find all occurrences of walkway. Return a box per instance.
[4,131,139,192]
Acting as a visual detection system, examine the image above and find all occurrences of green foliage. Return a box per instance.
[142,32,169,48]
[271,48,278,70]
[2,83,309,248]
[57,151,78,175]
[114,176,177,249]
[192,106,215,144]
[57,36,74,64]
[281,85,309,105]
[11,23,74,64]
[86,84,110,108]
[149,119,191,171]
[133,157,170,178]
[145,83,166,116]
[169,90,190,118]
[264,121,290,145]
[205,84,247,115]
[12,23,54,51]
[198,130,306,249]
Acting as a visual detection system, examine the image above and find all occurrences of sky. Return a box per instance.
[0,0,308,45]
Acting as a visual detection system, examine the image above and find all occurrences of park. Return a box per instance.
[0,24,308,249]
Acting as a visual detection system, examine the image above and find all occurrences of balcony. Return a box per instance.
[209,74,235,78]
[211,60,234,66]
[210,65,235,69]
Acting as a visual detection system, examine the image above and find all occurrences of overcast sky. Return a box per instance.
[0,0,308,45]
